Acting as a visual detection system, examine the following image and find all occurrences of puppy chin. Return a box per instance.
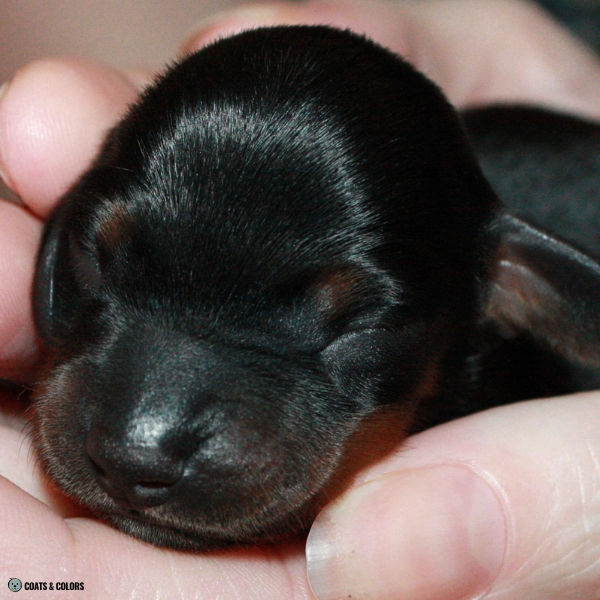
[106,515,227,551]
[101,500,317,550]
[108,515,205,550]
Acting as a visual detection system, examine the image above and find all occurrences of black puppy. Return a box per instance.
[32,25,600,550]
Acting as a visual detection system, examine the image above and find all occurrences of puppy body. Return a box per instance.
[33,26,600,549]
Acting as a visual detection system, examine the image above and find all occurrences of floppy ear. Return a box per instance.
[33,203,75,347]
[485,213,600,370]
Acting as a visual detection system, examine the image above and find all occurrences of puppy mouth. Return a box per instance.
[105,512,220,550]
[99,498,315,550]
[78,453,331,550]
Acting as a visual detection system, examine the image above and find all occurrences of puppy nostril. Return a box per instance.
[89,457,107,479]
[85,434,188,509]
[136,480,176,489]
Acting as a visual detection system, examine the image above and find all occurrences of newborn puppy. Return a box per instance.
[33,25,600,550]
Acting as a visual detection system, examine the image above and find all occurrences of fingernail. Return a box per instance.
[0,80,13,188]
[307,465,506,600]
[183,5,290,52]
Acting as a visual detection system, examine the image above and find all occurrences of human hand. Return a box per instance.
[2,1,600,598]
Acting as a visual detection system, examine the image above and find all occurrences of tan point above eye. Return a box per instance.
[96,204,132,251]
[311,270,373,319]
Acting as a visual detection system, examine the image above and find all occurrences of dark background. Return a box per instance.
[537,0,600,52]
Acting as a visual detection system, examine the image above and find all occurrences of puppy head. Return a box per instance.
[33,26,498,549]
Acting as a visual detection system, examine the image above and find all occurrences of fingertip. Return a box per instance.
[182,3,305,53]
[0,201,43,381]
[0,58,138,219]
[124,67,155,92]
[182,1,411,58]
[307,466,505,600]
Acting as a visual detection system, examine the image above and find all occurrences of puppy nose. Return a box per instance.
[85,430,189,509]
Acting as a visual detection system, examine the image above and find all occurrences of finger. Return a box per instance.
[0,420,54,510]
[0,476,316,600]
[0,58,138,219]
[0,385,86,517]
[0,60,138,379]
[0,201,42,381]
[408,0,600,118]
[183,0,600,119]
[306,392,600,600]
[182,1,414,63]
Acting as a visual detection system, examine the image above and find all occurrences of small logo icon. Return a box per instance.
[8,578,22,592]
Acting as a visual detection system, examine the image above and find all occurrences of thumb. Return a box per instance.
[306,392,600,599]
[309,465,503,600]
[0,57,137,218]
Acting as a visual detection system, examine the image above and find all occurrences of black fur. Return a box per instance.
[32,26,600,550]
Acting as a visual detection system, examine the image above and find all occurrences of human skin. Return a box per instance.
[2,1,600,599]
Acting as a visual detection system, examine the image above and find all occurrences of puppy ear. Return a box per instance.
[485,213,600,369]
[33,203,73,346]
